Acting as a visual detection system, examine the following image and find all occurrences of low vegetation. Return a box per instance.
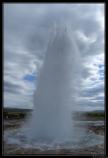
[73,110,104,121]
[85,111,104,119]
[3,108,32,119]
[3,108,104,120]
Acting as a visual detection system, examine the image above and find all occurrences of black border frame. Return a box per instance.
[1,0,107,157]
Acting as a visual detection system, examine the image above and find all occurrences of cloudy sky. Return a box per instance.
[4,3,104,111]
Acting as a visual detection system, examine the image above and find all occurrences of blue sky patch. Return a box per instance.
[98,64,104,69]
[99,69,104,74]
[98,64,104,80]
[99,76,104,80]
[23,74,36,82]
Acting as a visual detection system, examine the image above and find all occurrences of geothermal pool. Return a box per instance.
[4,120,104,152]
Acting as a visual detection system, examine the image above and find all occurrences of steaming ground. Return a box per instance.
[3,118,104,155]
[4,129,103,150]
[4,119,104,149]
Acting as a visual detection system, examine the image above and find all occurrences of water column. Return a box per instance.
[26,26,82,142]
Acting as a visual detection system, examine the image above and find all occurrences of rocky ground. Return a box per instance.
[3,117,105,156]
[3,143,104,156]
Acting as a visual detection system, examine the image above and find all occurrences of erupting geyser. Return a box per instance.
[4,26,104,149]
[25,26,82,143]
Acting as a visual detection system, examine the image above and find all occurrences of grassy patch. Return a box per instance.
[85,111,104,119]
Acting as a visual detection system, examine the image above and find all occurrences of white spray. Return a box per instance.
[25,26,83,144]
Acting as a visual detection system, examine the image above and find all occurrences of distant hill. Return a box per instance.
[3,107,104,120]
[3,107,104,114]
[3,107,32,113]
[3,107,33,119]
